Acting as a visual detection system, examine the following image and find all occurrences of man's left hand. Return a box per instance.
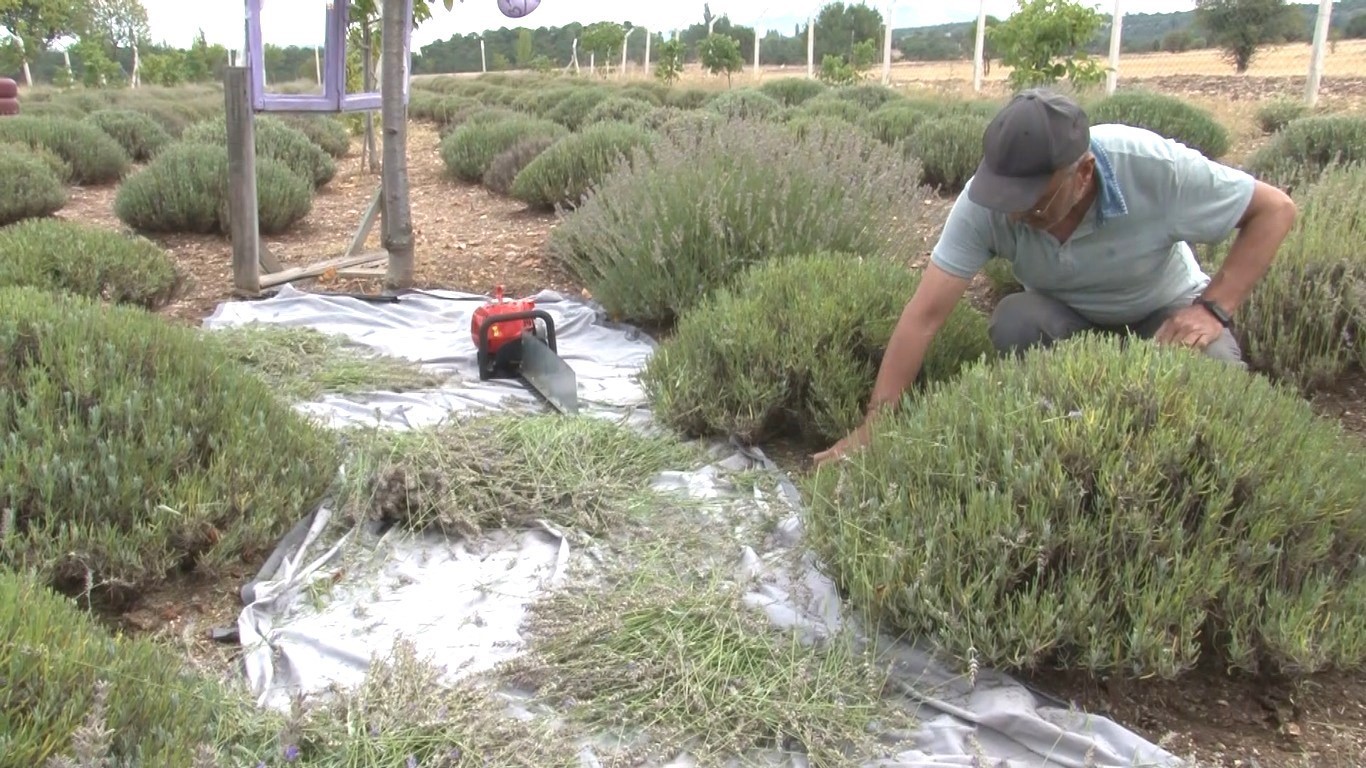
[1154,304,1224,349]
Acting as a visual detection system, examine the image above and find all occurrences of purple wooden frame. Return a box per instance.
[245,0,414,112]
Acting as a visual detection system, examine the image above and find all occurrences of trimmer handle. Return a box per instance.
[475,309,558,353]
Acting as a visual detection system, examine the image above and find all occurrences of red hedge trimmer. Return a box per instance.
[470,285,579,414]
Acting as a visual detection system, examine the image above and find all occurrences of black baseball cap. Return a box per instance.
[967,89,1091,213]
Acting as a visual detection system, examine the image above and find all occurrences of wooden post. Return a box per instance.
[362,16,378,173]
[972,0,987,93]
[1305,0,1334,107]
[806,18,814,79]
[1106,0,1123,96]
[881,22,891,85]
[225,66,261,295]
[381,0,414,290]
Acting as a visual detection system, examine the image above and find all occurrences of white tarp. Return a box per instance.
[203,285,1185,768]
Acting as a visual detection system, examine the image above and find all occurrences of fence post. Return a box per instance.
[797,16,808,78]
[1305,0,1334,107]
[224,66,261,296]
[972,0,986,92]
[882,21,892,85]
[1106,0,1123,95]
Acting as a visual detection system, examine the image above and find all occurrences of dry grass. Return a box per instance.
[332,412,710,538]
[876,40,1366,83]
[498,550,914,768]
[206,323,450,401]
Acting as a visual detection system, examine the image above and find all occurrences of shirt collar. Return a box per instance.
[1090,137,1128,222]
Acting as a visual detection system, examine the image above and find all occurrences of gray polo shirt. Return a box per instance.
[930,122,1257,325]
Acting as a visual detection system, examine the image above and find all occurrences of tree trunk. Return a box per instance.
[380,0,414,291]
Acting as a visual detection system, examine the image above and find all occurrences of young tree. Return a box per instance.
[70,34,121,85]
[812,1,884,63]
[82,0,150,84]
[654,37,685,85]
[1194,0,1300,73]
[380,0,421,289]
[0,0,84,85]
[697,32,742,87]
[514,28,533,66]
[817,39,876,86]
[581,20,626,71]
[987,0,1106,91]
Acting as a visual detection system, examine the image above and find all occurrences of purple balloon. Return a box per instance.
[497,0,540,17]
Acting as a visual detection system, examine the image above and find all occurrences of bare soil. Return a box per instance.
[59,80,1366,768]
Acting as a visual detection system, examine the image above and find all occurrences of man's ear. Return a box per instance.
[1077,153,1098,182]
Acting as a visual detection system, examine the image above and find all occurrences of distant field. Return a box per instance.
[885,39,1366,82]
[415,39,1366,92]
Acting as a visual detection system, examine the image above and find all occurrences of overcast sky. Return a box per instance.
[138,0,1206,52]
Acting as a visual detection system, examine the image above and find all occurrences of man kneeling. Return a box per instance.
[814,88,1297,466]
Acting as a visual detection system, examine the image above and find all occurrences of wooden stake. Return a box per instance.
[258,250,388,288]
[346,186,384,260]
[381,0,414,291]
[225,66,261,295]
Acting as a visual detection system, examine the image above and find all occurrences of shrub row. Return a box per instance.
[0,286,340,603]
[1245,113,1366,191]
[1,569,264,765]
[639,252,993,446]
[16,86,224,139]
[510,120,655,210]
[546,117,926,327]
[439,114,568,182]
[183,114,337,188]
[417,75,1366,214]
[114,141,314,235]
[0,114,130,184]
[1086,89,1231,159]
[86,108,172,162]
[1201,162,1366,394]
[802,332,1366,682]
[0,218,180,308]
[0,149,67,225]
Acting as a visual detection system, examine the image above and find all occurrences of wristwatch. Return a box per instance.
[1195,296,1232,328]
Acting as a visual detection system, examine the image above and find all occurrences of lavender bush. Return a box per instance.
[804,332,1366,683]
[510,121,656,211]
[0,286,340,605]
[639,251,993,446]
[546,117,928,326]
[0,570,252,765]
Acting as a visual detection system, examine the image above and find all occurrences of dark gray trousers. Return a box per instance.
[988,291,1245,365]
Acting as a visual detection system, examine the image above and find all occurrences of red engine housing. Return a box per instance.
[471,284,536,355]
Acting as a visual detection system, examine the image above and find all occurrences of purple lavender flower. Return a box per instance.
[284,744,300,762]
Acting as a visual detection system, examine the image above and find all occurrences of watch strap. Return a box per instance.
[1195,296,1232,328]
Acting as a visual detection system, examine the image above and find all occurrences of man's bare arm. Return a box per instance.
[866,262,975,415]
[1199,180,1296,315]
[811,263,974,465]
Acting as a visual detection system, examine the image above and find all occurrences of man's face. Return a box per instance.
[1009,156,1094,229]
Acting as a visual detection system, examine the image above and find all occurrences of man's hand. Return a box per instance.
[812,420,873,467]
[1153,303,1224,349]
